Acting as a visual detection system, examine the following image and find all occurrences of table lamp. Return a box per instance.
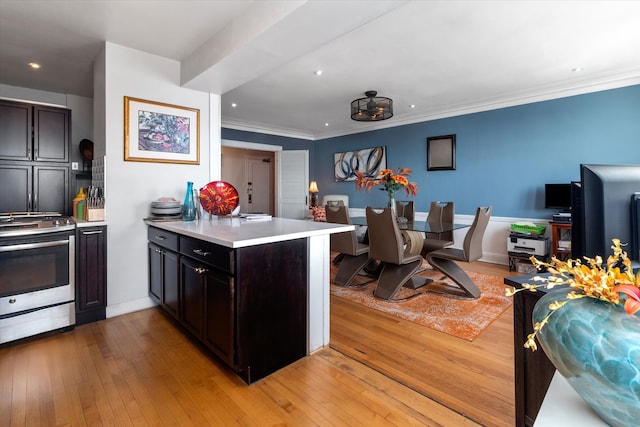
[309,181,319,207]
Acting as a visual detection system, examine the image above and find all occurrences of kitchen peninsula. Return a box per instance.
[146,216,352,383]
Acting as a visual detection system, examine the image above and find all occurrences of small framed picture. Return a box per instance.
[427,134,456,171]
[124,96,200,164]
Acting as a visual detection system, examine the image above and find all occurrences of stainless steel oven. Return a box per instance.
[0,212,76,344]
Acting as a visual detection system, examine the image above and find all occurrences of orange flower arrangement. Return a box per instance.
[355,167,418,198]
[506,238,640,351]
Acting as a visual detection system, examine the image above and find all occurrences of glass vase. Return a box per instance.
[387,192,397,218]
[182,181,197,222]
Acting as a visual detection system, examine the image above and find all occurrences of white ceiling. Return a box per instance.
[1,0,640,140]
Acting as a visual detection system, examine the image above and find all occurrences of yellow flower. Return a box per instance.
[505,239,640,351]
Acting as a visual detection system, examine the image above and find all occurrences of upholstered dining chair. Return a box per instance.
[325,204,373,287]
[424,206,493,299]
[426,201,455,239]
[394,200,415,221]
[365,207,427,301]
[422,201,456,257]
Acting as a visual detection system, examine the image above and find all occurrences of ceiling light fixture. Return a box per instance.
[350,90,393,122]
[231,103,237,108]
[28,62,41,69]
[314,70,323,76]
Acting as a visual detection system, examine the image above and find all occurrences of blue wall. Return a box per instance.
[315,85,640,218]
[224,84,640,219]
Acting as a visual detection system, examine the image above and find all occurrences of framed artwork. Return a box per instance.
[334,146,387,181]
[124,96,200,164]
[427,134,456,171]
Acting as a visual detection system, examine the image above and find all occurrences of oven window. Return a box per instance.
[0,239,69,297]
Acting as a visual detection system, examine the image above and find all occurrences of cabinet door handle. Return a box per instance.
[193,249,211,256]
[155,236,166,241]
[82,230,103,235]
[194,267,208,274]
[155,248,162,254]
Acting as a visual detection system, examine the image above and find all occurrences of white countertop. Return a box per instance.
[534,372,607,426]
[75,219,107,228]
[145,217,354,248]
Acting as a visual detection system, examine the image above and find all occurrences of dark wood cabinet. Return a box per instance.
[506,274,558,427]
[147,227,179,320]
[203,267,234,367]
[76,226,107,325]
[0,99,71,214]
[148,225,308,384]
[33,105,70,162]
[180,256,206,339]
[0,163,68,214]
[0,100,69,162]
[148,242,162,302]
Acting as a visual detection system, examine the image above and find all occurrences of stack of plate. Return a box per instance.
[150,198,182,219]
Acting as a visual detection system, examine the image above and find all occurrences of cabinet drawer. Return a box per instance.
[180,236,234,274]
[148,227,178,252]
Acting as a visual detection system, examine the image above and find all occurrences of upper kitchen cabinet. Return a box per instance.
[0,99,70,162]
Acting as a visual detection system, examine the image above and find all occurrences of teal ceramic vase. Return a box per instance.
[533,290,640,427]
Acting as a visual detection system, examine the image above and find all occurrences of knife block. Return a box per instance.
[87,208,105,221]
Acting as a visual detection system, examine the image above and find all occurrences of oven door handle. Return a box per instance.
[0,240,68,252]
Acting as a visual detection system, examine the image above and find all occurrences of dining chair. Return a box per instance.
[422,201,456,257]
[325,204,373,287]
[426,201,455,239]
[424,206,493,299]
[365,207,427,301]
[394,200,415,221]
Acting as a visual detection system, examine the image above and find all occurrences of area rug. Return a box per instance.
[330,258,512,341]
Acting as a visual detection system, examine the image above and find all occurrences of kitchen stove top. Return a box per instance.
[0,212,75,237]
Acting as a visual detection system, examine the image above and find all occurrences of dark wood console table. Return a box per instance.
[505,274,558,427]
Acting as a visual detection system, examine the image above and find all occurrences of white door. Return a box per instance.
[276,150,309,219]
[247,158,272,214]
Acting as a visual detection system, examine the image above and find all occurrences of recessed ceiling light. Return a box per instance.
[410,104,416,109]
[231,103,237,108]
[28,62,41,69]
[572,67,584,72]
[314,70,323,76]
[324,123,329,127]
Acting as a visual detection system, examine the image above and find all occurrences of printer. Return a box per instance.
[507,235,549,256]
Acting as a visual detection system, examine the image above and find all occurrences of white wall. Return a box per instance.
[98,42,217,316]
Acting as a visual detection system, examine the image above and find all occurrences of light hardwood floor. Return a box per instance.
[1,262,520,426]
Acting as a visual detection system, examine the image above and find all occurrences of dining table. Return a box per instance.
[350,216,469,238]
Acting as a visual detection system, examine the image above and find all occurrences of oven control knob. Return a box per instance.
[66,218,73,225]
[54,219,61,226]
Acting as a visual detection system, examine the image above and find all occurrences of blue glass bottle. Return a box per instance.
[182,181,196,221]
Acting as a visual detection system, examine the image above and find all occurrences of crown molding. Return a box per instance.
[223,71,640,141]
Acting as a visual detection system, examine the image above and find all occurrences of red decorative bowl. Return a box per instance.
[199,181,239,216]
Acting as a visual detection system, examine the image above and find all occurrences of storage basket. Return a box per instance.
[510,224,546,235]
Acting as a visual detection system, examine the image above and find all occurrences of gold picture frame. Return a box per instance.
[124,96,200,164]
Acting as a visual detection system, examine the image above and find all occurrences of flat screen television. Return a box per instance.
[544,183,572,210]
[578,164,640,265]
